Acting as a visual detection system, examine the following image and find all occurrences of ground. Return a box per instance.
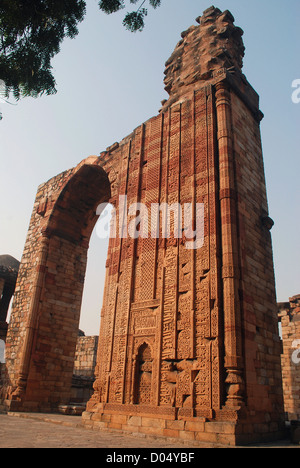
[0,412,297,449]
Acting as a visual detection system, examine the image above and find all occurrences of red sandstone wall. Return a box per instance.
[4,169,74,391]
[93,87,225,420]
[230,90,284,421]
[279,296,300,421]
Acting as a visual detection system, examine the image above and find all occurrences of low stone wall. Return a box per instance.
[81,411,285,446]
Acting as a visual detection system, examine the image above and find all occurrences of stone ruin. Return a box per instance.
[70,334,99,411]
[278,295,300,423]
[0,253,98,414]
[0,6,292,445]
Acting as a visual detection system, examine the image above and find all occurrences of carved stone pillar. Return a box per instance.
[215,81,245,408]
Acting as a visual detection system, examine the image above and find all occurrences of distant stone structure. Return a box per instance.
[278,295,300,422]
[0,7,286,445]
[71,335,99,405]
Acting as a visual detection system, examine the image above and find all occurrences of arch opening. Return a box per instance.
[71,204,114,406]
[133,343,153,406]
[79,202,114,336]
[11,163,113,411]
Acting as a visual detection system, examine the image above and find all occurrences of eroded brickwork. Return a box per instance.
[279,295,300,421]
[0,6,285,445]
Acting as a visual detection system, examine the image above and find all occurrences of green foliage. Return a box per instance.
[0,0,86,100]
[0,0,162,103]
[98,0,125,14]
[100,0,162,32]
[123,9,148,32]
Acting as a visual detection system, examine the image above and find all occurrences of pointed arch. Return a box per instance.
[133,342,153,405]
[6,162,111,407]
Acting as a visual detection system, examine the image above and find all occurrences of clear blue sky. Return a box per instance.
[0,0,299,335]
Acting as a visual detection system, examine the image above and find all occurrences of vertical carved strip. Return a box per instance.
[193,89,212,413]
[121,124,145,403]
[162,105,181,361]
[105,141,132,404]
[139,115,162,302]
[205,88,213,412]
[154,113,164,406]
[206,86,223,410]
[152,114,164,300]
[174,104,182,358]
[177,98,194,361]
[191,92,197,358]
[160,108,171,362]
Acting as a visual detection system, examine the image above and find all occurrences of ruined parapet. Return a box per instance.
[161,6,245,112]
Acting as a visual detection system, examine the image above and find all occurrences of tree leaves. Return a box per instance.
[0,0,162,102]
[99,0,161,32]
[149,0,161,9]
[98,0,125,14]
[123,9,147,32]
[0,0,86,100]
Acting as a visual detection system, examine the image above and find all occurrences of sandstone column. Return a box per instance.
[215,81,245,408]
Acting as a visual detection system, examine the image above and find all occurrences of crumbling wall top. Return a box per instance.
[278,295,300,323]
[161,6,245,111]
